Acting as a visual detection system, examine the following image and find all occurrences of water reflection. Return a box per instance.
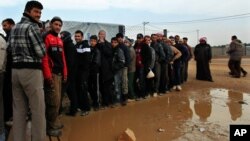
[227,90,243,121]
[194,92,212,122]
[207,88,250,122]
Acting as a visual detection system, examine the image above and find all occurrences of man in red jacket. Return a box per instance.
[42,16,67,136]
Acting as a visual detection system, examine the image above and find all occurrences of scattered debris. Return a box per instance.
[118,128,136,141]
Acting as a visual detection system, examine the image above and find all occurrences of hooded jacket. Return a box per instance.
[227,39,243,61]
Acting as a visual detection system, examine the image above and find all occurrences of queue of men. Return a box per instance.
[0,1,247,141]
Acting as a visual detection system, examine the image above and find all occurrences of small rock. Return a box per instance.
[199,128,205,132]
[118,128,136,141]
[158,128,165,132]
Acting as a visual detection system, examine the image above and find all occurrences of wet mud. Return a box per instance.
[7,58,250,141]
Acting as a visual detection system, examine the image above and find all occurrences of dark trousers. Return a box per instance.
[76,69,90,111]
[0,73,4,135]
[173,61,181,85]
[101,79,114,106]
[62,67,77,113]
[153,62,161,93]
[159,63,168,92]
[3,69,12,122]
[228,59,241,77]
[128,72,135,99]
[88,73,100,108]
[135,67,146,98]
[184,61,189,82]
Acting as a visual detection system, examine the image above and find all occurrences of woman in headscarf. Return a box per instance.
[194,37,213,82]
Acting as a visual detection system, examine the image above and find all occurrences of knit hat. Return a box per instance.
[51,16,63,25]
[137,33,143,39]
[199,37,207,42]
[116,33,124,38]
[90,35,98,40]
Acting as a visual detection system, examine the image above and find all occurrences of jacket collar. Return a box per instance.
[21,13,40,25]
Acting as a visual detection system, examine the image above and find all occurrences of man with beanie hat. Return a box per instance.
[8,1,46,141]
[42,16,67,136]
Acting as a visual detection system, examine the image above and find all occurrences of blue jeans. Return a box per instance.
[0,132,5,141]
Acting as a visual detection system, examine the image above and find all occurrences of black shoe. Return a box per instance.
[121,100,127,106]
[243,72,247,77]
[47,129,62,137]
[66,111,76,116]
[93,107,99,111]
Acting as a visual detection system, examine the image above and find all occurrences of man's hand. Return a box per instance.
[63,76,67,83]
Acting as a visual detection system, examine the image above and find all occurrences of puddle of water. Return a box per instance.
[38,88,250,141]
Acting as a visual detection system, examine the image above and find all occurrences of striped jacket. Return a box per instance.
[8,14,46,69]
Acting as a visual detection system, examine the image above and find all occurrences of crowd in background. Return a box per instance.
[0,1,247,141]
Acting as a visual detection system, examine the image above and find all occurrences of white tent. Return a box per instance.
[61,21,125,42]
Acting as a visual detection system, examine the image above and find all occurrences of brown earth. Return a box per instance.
[8,58,250,141]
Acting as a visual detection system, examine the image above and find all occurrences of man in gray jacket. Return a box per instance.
[227,35,246,78]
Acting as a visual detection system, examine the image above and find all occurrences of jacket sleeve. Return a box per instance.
[42,37,52,80]
[29,25,46,58]
[62,43,67,79]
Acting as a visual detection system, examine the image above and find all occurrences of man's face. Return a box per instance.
[137,38,143,43]
[183,39,188,44]
[144,37,151,45]
[90,39,97,47]
[111,40,119,48]
[98,31,106,41]
[117,37,123,43]
[27,7,42,22]
[74,33,83,43]
[2,21,13,33]
[51,21,62,34]
[151,35,157,42]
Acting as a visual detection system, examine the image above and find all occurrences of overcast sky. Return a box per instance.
[0,0,250,46]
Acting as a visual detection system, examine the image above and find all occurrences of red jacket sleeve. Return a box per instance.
[42,36,52,80]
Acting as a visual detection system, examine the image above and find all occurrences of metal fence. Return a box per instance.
[211,46,250,57]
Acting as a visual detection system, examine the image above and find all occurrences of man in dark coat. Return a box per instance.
[98,30,114,107]
[194,37,213,82]
[60,31,78,116]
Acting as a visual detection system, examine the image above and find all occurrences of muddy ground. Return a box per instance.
[8,58,250,141]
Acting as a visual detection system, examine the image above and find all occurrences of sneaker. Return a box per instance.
[80,111,89,116]
[176,85,182,91]
[172,86,177,90]
[135,97,143,101]
[47,129,62,137]
[153,93,158,97]
[159,93,165,96]
[127,99,135,102]
[5,120,13,127]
